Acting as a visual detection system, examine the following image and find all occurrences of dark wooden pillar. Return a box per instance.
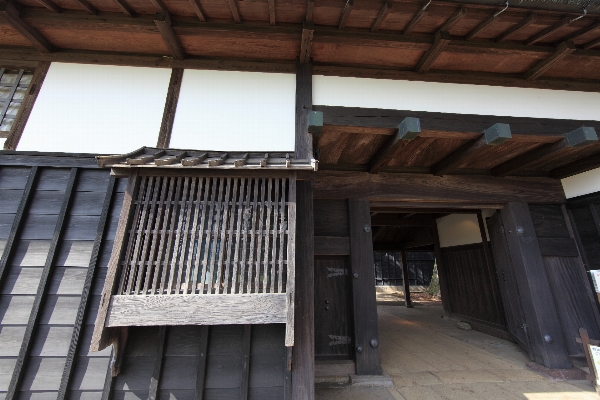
[401,251,413,308]
[292,181,315,399]
[431,227,451,316]
[500,202,571,369]
[295,62,313,160]
[156,68,183,148]
[348,198,382,375]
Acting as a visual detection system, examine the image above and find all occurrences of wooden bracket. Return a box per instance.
[110,327,129,377]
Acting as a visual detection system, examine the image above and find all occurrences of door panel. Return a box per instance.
[314,256,353,359]
[487,212,535,360]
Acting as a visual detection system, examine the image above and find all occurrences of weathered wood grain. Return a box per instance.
[295,62,312,160]
[106,294,287,326]
[314,236,350,255]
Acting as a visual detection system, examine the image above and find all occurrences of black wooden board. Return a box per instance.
[0,167,30,189]
[314,200,349,237]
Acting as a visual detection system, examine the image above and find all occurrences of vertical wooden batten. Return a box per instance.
[295,62,313,160]
[500,202,571,369]
[240,325,252,400]
[149,326,168,400]
[4,61,51,150]
[292,180,315,399]
[6,168,78,400]
[195,325,210,400]
[401,250,413,308]
[57,176,116,400]
[348,198,382,375]
[157,68,184,148]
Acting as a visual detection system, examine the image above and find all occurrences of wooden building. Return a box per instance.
[2,0,600,397]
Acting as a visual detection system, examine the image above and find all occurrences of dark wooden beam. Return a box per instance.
[525,40,576,80]
[0,1,53,53]
[74,0,97,14]
[240,325,251,400]
[113,0,134,17]
[226,0,241,23]
[492,126,597,176]
[526,16,571,45]
[500,202,571,369]
[415,30,451,72]
[149,326,167,400]
[372,226,388,241]
[496,14,536,42]
[154,12,186,60]
[349,198,383,375]
[157,68,183,148]
[338,0,353,30]
[401,251,413,308]
[371,214,435,227]
[36,0,60,13]
[583,36,600,49]
[465,11,501,40]
[57,177,116,400]
[295,62,313,159]
[6,168,77,400]
[431,123,512,176]
[561,20,600,43]
[292,181,315,398]
[371,0,392,32]
[305,0,314,22]
[268,0,275,25]
[0,166,37,281]
[369,117,421,174]
[4,61,50,150]
[195,326,209,400]
[189,0,206,21]
[439,7,466,33]
[549,150,600,179]
[404,0,431,35]
[299,22,314,64]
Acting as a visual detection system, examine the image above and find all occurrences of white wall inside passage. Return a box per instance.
[18,63,171,153]
[436,210,495,248]
[561,167,600,199]
[170,70,295,151]
[313,76,600,121]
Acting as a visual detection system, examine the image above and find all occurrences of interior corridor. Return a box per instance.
[316,301,599,400]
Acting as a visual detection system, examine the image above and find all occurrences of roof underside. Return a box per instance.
[2,0,600,90]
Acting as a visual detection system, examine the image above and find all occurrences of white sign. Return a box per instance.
[590,270,600,293]
[589,345,600,386]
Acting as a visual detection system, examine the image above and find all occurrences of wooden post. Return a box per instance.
[156,68,183,148]
[431,226,451,316]
[292,180,314,399]
[401,251,413,308]
[500,202,571,369]
[195,326,210,400]
[348,198,382,375]
[295,62,313,160]
[149,326,167,400]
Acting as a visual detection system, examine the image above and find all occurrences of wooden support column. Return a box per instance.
[401,251,413,308]
[500,202,571,369]
[299,22,314,64]
[157,68,183,148]
[525,41,576,81]
[348,198,382,375]
[431,226,451,316]
[295,62,312,159]
[240,325,252,400]
[0,1,54,53]
[4,61,51,150]
[292,181,315,399]
[195,326,210,400]
[58,177,116,400]
[6,168,77,400]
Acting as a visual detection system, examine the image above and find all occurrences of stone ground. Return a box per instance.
[316,301,599,400]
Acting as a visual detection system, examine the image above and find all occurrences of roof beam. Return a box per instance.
[550,150,600,179]
[268,0,275,25]
[526,16,570,45]
[35,0,60,13]
[439,7,466,33]
[226,0,241,23]
[524,40,575,80]
[114,0,134,17]
[431,123,512,176]
[491,126,598,177]
[404,0,431,35]
[415,30,450,72]
[338,0,353,30]
[0,1,54,53]
[583,36,600,49]
[368,117,421,174]
[371,0,392,32]
[465,11,500,40]
[189,0,206,21]
[154,12,186,60]
[561,20,600,43]
[299,21,314,63]
[74,0,97,14]
[496,14,536,42]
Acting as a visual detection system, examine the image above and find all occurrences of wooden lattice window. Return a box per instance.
[0,69,33,133]
[99,173,296,346]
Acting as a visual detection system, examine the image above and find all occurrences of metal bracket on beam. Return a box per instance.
[566,126,598,147]
[397,117,421,140]
[484,123,512,145]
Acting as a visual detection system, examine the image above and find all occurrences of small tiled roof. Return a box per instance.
[96,147,318,171]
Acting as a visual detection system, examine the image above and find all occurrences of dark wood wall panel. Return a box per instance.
[570,204,600,271]
[442,243,506,328]
[314,199,349,237]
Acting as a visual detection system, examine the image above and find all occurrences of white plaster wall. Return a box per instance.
[313,76,600,121]
[171,70,295,151]
[18,63,171,154]
[561,167,600,199]
[436,210,495,248]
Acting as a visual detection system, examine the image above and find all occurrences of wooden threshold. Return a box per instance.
[105,293,287,326]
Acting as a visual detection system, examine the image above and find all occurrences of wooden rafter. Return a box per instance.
[154,11,186,60]
[189,0,206,21]
[368,117,421,174]
[404,0,431,35]
[299,21,314,63]
[439,7,466,33]
[338,0,354,30]
[550,150,600,179]
[36,0,60,13]
[497,14,536,42]
[226,0,241,23]
[157,68,184,148]
[114,0,134,17]
[524,40,575,80]
[268,0,275,25]
[150,0,167,13]
[371,0,392,32]
[465,11,500,40]
[305,0,314,22]
[491,126,598,177]
[562,20,600,43]
[0,1,54,53]
[526,16,570,45]
[583,36,600,49]
[415,30,450,72]
[74,0,97,14]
